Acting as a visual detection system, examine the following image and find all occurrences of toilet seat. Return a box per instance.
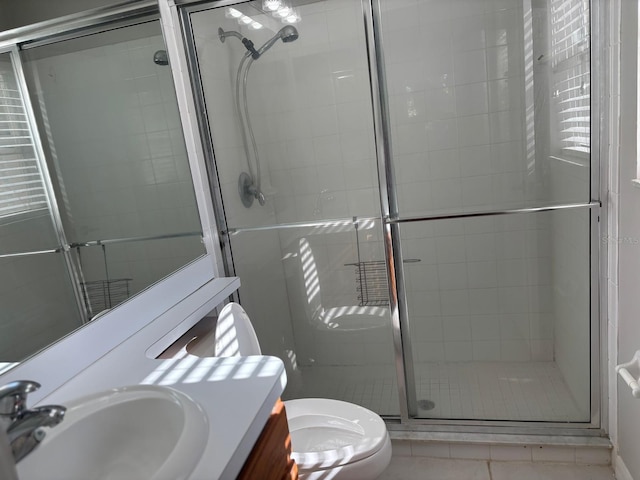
[285,398,389,471]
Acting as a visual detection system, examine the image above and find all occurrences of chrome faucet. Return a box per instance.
[0,380,66,462]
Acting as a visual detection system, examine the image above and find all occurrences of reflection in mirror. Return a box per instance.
[0,52,82,369]
[22,19,206,318]
[0,18,205,366]
[0,53,58,255]
[0,253,81,367]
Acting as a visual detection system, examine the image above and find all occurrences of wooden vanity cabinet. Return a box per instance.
[238,399,298,480]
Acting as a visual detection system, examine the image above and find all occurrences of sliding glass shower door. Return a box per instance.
[182,0,400,415]
[181,0,598,428]
[377,0,595,422]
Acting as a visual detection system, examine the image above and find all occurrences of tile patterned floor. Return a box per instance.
[294,361,588,421]
[377,457,616,480]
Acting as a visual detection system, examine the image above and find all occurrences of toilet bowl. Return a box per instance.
[214,303,392,479]
[286,398,392,479]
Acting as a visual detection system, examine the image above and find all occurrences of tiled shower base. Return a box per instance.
[292,361,588,422]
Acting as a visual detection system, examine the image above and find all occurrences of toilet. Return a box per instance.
[215,303,392,480]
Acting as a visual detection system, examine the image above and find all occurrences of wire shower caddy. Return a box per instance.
[76,244,132,318]
[345,217,420,307]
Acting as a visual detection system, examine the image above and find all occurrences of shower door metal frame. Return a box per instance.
[360,0,417,422]
[0,1,158,50]
[168,0,607,434]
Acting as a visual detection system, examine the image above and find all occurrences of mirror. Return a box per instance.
[0,18,206,368]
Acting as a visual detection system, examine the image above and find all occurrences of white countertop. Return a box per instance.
[1,256,287,480]
[43,352,286,480]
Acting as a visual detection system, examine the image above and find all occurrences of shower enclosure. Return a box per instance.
[173,0,601,432]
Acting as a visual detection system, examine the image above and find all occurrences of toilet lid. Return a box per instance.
[285,398,388,471]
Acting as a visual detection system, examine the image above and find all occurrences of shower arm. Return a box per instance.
[219,28,260,59]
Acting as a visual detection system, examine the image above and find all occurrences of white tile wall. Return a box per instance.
[402,213,553,362]
[381,0,561,363]
[383,0,535,218]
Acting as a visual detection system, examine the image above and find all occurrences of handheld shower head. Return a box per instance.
[256,26,299,56]
[279,25,299,43]
[153,50,168,66]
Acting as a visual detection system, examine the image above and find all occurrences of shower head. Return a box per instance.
[153,50,169,66]
[279,25,299,43]
[256,26,299,56]
[218,25,298,59]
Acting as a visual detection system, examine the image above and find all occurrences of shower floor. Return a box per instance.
[293,361,588,422]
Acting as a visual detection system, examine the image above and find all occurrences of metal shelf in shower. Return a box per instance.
[346,258,421,307]
[345,217,420,307]
[345,259,389,307]
[80,278,132,315]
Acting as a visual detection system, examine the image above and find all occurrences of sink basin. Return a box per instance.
[16,385,208,480]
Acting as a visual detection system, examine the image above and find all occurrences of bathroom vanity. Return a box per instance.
[0,256,294,479]
[239,399,298,480]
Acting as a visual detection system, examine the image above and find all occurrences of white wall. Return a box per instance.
[615,0,640,478]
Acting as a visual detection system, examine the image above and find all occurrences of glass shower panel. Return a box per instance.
[21,20,206,312]
[378,0,594,423]
[381,0,591,217]
[187,1,398,416]
[230,218,398,415]
[400,209,591,422]
[0,252,83,362]
[0,52,58,255]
